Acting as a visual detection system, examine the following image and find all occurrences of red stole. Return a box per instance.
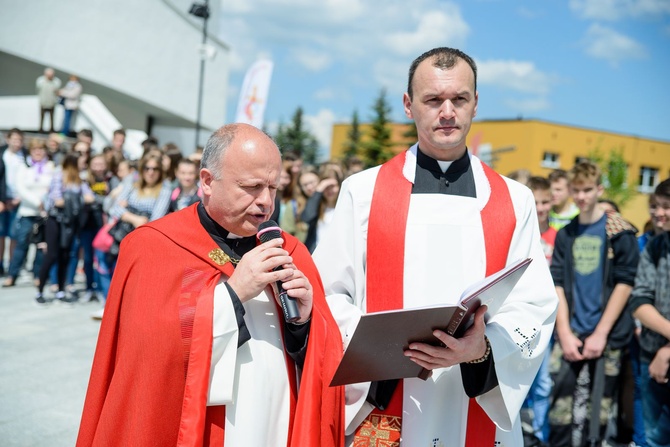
[361,150,516,446]
[176,267,229,447]
[176,260,302,447]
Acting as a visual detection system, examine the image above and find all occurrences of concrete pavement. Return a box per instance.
[0,271,103,447]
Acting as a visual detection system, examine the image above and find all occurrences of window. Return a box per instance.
[541,152,560,169]
[638,166,659,193]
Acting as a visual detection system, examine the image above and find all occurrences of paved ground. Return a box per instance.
[0,270,104,447]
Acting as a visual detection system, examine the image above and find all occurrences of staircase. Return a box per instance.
[0,94,146,158]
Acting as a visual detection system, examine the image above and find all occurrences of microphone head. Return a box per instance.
[257,220,282,243]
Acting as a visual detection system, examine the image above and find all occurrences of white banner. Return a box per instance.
[234,59,274,128]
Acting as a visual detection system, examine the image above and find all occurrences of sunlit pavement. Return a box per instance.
[0,270,102,447]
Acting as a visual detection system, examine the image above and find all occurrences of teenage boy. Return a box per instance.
[168,158,201,212]
[630,178,670,447]
[531,176,558,265]
[549,169,580,230]
[548,161,639,447]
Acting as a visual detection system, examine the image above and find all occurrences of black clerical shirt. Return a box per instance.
[196,203,310,367]
[413,145,476,197]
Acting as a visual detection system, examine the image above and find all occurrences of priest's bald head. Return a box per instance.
[200,123,282,237]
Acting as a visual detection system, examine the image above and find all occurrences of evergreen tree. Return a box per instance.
[273,107,320,165]
[302,135,319,166]
[343,109,362,161]
[362,88,393,167]
[274,121,289,152]
[402,121,418,146]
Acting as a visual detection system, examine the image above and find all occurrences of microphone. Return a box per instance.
[257,220,301,323]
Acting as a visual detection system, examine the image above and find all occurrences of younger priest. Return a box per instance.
[313,47,557,446]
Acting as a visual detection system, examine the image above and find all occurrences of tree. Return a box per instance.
[343,109,362,161]
[402,120,417,143]
[362,88,394,167]
[588,147,637,208]
[274,107,320,165]
[273,120,292,156]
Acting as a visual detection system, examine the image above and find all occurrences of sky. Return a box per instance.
[217,0,670,158]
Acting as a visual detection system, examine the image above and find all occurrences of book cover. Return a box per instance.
[330,258,532,386]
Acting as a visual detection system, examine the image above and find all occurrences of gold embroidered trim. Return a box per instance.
[208,248,240,265]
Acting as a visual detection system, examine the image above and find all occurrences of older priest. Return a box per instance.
[76,124,344,447]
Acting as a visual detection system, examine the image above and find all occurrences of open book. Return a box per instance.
[330,258,532,386]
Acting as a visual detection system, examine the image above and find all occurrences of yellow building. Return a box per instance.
[330,119,670,232]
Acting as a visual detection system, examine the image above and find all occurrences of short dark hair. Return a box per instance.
[407,47,477,100]
[548,169,569,184]
[283,150,300,162]
[141,136,159,149]
[177,158,197,169]
[655,178,670,199]
[78,129,93,139]
[6,128,23,139]
[113,128,126,137]
[528,176,551,192]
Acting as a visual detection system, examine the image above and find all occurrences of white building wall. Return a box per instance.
[0,0,229,134]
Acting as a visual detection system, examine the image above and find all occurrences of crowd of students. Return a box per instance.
[1,124,668,446]
[0,127,202,318]
[510,164,669,447]
[271,153,362,253]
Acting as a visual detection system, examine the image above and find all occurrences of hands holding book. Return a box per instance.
[404,305,489,370]
[329,259,531,386]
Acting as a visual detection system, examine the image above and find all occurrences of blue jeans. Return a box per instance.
[67,228,95,290]
[0,208,19,238]
[639,360,670,447]
[49,263,58,287]
[61,109,75,135]
[94,249,114,302]
[7,215,43,279]
[631,337,649,446]
[524,344,552,442]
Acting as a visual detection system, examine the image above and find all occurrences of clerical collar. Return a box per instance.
[197,203,257,258]
[416,147,470,175]
[413,147,476,197]
[436,160,452,173]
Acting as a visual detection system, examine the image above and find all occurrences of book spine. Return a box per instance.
[446,306,467,336]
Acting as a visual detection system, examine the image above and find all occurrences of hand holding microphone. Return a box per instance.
[257,221,303,323]
[225,220,312,323]
[225,230,292,305]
